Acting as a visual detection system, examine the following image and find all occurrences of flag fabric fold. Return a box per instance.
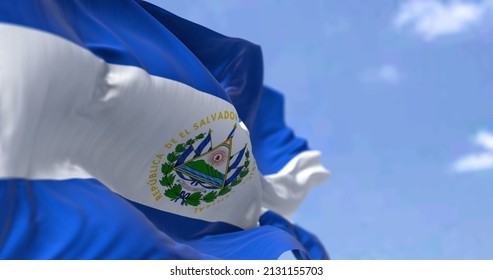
[0,0,329,260]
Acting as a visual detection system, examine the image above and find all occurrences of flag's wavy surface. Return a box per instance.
[0,0,330,260]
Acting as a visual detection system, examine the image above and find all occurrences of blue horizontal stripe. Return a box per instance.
[0,178,215,260]
[0,178,319,259]
[260,211,329,260]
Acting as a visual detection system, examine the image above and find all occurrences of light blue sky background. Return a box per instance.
[150,0,493,259]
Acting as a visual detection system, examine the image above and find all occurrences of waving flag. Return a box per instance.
[0,0,329,260]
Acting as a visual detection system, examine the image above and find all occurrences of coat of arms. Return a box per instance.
[159,125,251,206]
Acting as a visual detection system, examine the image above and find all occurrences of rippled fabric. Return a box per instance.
[0,0,328,260]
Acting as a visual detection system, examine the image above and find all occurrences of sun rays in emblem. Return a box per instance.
[207,148,228,167]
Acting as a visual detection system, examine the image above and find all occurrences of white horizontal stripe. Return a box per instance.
[0,23,261,229]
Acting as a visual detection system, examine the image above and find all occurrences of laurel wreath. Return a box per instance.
[159,132,250,206]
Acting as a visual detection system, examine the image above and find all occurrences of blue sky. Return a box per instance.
[150,0,493,259]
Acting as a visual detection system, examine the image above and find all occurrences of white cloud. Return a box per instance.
[362,64,402,85]
[475,130,493,151]
[452,152,493,172]
[452,130,493,173]
[394,0,492,40]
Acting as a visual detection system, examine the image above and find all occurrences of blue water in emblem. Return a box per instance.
[175,166,224,187]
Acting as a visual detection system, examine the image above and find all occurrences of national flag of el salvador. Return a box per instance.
[0,0,330,260]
